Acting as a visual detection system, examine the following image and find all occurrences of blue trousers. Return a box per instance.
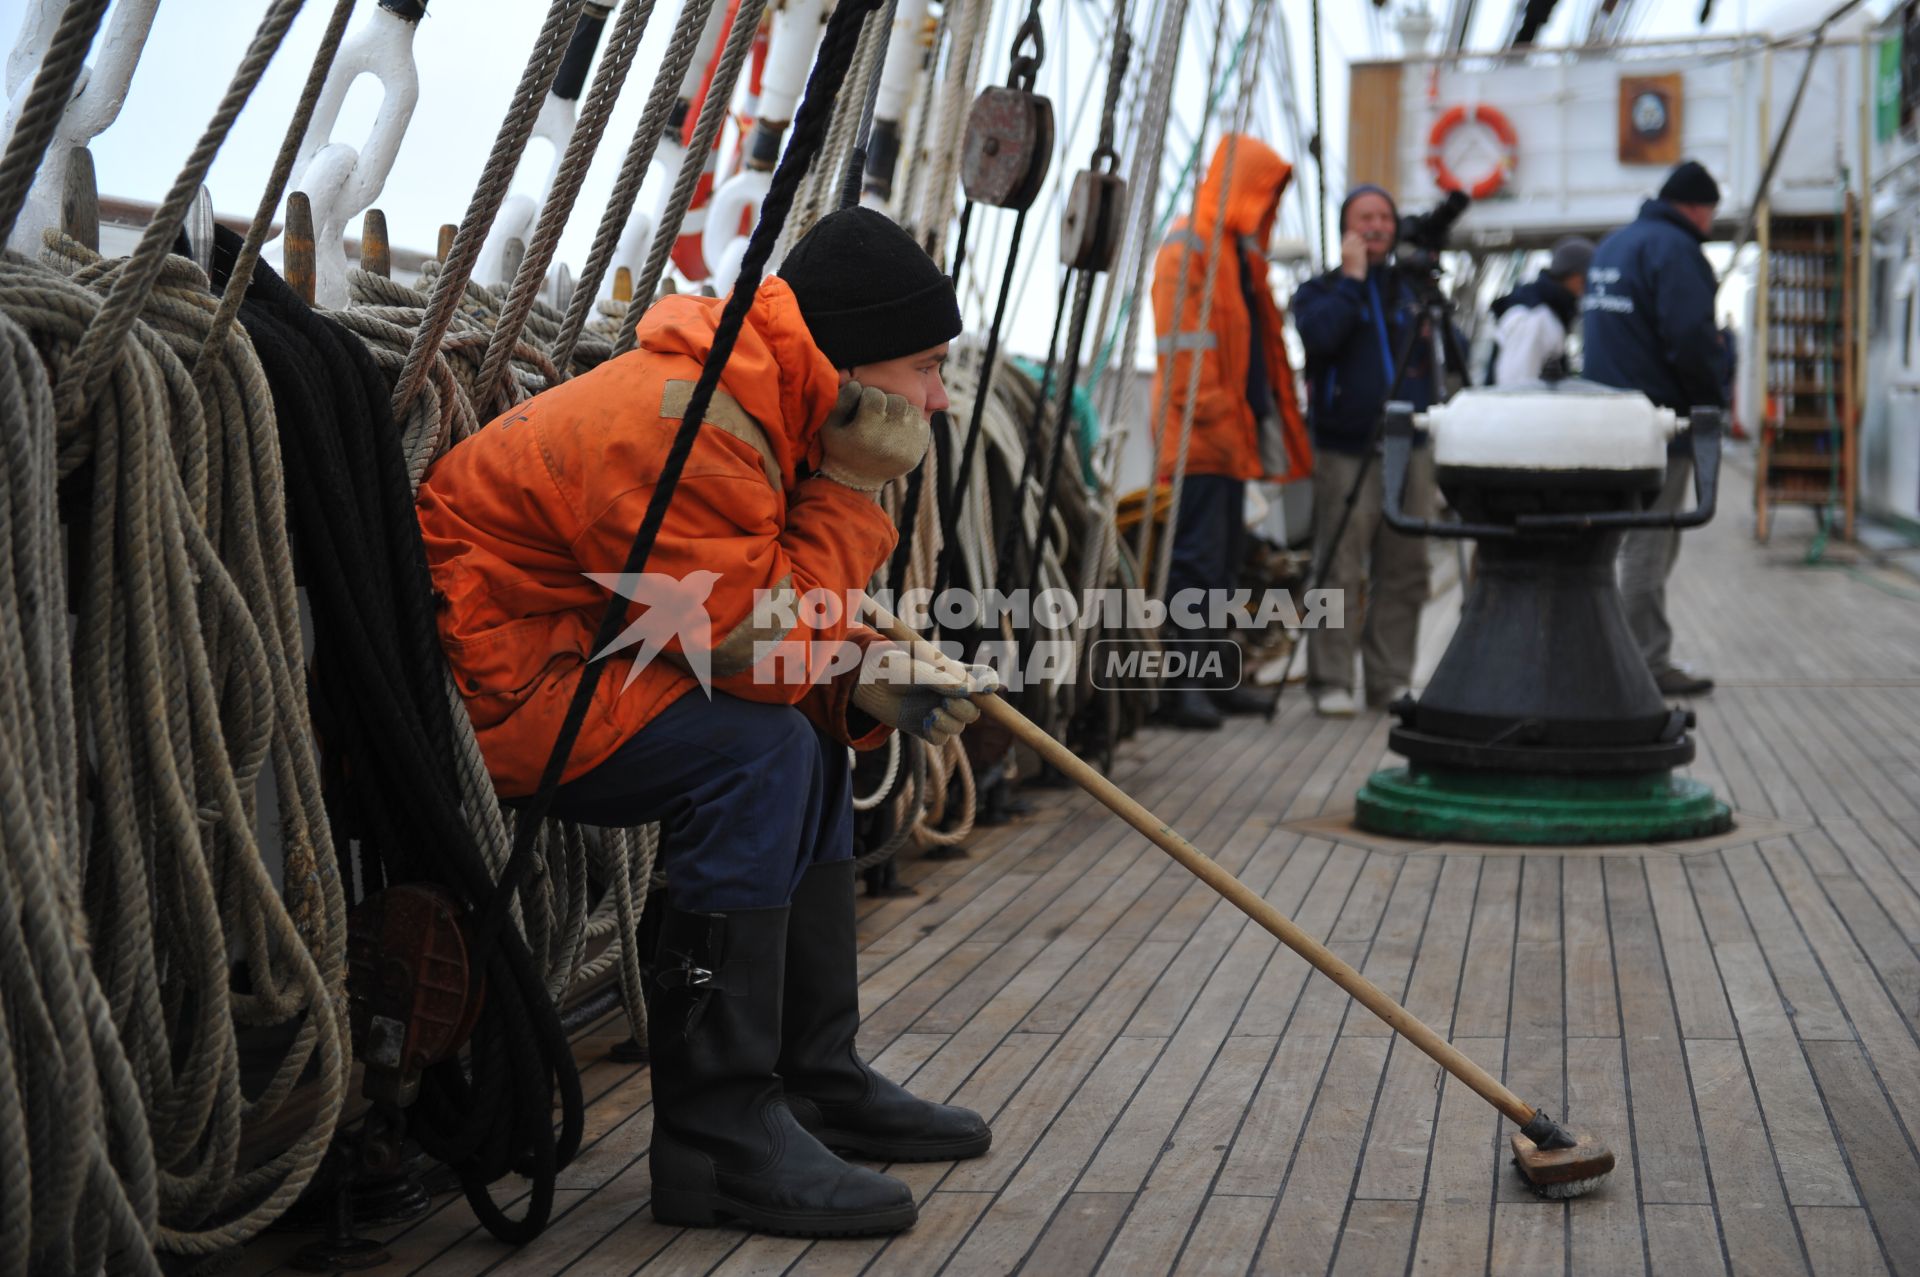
[1167,475,1247,602]
[545,691,854,912]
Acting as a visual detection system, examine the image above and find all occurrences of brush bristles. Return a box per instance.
[1531,1173,1610,1199]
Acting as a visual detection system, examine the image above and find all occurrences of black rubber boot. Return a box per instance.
[647,901,917,1235]
[780,861,992,1162]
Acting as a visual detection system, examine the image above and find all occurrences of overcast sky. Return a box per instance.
[7,0,1876,361]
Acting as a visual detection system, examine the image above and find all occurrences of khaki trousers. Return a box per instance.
[1306,446,1436,702]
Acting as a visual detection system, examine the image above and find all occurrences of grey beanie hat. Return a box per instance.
[1547,236,1596,280]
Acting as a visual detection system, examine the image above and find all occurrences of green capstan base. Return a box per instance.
[1354,765,1734,846]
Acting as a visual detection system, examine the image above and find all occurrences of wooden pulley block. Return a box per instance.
[960,86,1054,210]
[1060,169,1128,272]
[347,884,487,1108]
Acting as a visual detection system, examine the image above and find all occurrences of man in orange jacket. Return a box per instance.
[1150,134,1312,729]
[417,208,997,1237]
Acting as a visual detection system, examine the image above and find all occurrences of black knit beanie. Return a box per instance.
[779,207,963,368]
[1658,160,1721,206]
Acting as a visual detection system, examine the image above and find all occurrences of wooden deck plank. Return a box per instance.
[1254,1035,1394,1276]
[1720,846,1855,1041]
[1645,858,1737,1040]
[1021,1192,1130,1276]
[1171,1194,1275,1276]
[1796,1207,1892,1277]
[1564,857,1621,1039]
[1565,1038,1645,1277]
[864,1190,993,1275]
[1705,939,1856,1208]
[1352,857,1481,1201]
[1604,857,1713,1205]
[1097,1035,1277,1271]
[1683,1038,1809,1276]
[1489,1202,1564,1277]
[1758,839,1920,1143]
[941,1035,1165,1271]
[1328,1198,1418,1276]
[1803,1040,1920,1274]
[1642,1203,1728,1277]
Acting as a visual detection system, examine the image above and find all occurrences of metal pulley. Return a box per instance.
[1060,168,1127,271]
[960,86,1054,210]
[347,884,487,1108]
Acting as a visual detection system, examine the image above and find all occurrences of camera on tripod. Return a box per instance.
[1391,190,1471,284]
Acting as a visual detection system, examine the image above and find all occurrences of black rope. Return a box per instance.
[204,228,582,1246]
[991,266,1073,588]
[472,0,887,960]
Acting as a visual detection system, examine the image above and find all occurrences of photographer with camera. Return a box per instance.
[1290,184,1444,717]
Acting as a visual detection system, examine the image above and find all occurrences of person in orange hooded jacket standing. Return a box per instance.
[1149,134,1312,729]
[416,208,998,1238]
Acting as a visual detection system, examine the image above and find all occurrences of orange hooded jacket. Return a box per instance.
[1150,134,1311,484]
[415,278,898,797]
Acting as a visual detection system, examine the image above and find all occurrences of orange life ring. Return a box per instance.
[1426,104,1517,200]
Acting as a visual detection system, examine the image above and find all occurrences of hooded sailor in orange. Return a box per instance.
[1148,135,1310,730]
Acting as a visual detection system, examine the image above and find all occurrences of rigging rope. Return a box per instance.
[474,0,662,409]
[0,0,112,244]
[549,0,721,373]
[390,0,586,419]
[1151,0,1270,603]
[617,0,771,350]
[1133,0,1232,586]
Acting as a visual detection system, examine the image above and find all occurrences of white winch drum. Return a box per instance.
[1420,382,1682,486]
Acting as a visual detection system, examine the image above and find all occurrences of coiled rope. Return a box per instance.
[0,304,161,1277]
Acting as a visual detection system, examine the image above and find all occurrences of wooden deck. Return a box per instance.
[239,471,1920,1276]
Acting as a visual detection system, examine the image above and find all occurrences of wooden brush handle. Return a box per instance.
[865,599,1538,1129]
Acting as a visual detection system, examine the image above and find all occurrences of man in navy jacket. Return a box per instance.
[1290,184,1439,717]
[1582,159,1724,696]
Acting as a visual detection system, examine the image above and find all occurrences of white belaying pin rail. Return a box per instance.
[285,0,424,309]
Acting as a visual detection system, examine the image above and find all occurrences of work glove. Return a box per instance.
[815,381,930,492]
[852,646,1000,747]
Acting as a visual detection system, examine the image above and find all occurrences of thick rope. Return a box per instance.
[474,0,661,409]
[617,0,771,352]
[191,0,356,394]
[0,0,112,244]
[53,0,306,431]
[390,0,586,419]
[6,240,349,1258]
[0,303,163,1276]
[549,0,721,372]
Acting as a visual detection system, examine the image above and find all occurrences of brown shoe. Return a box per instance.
[1654,667,1714,696]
